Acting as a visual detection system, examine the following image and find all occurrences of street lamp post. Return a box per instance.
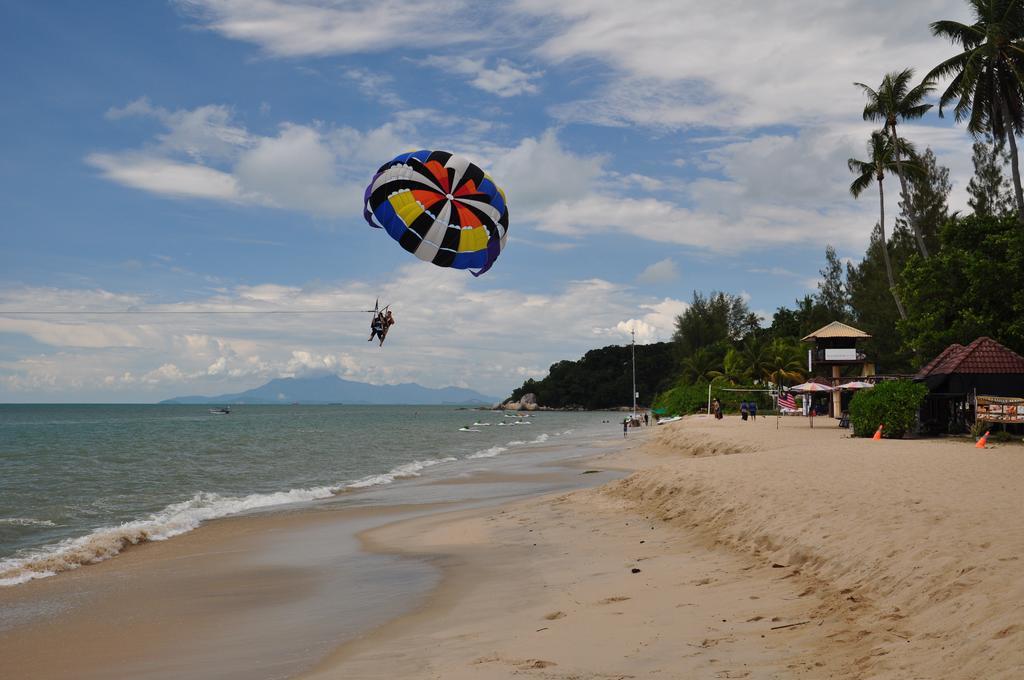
[631,329,637,418]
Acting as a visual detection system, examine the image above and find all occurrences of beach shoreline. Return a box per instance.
[305,416,1024,679]
[4,416,1022,679]
[0,420,631,680]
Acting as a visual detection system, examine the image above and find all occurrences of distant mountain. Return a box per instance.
[160,374,498,405]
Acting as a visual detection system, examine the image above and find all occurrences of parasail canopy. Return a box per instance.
[363,150,509,276]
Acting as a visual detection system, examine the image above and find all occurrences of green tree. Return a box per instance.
[929,1,1024,223]
[848,131,921,320]
[897,147,951,254]
[764,338,806,388]
[708,347,750,385]
[769,295,832,341]
[967,134,1015,216]
[845,223,918,373]
[898,212,1024,361]
[855,69,935,256]
[679,347,723,384]
[816,245,850,320]
[673,291,759,357]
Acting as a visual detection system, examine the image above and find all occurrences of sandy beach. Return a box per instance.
[307,417,1024,680]
[3,416,1021,679]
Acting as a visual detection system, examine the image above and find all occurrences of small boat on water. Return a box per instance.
[209,407,231,415]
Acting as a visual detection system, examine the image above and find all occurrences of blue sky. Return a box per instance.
[0,1,977,401]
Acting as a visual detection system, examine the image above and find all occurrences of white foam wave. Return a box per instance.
[532,433,550,444]
[0,518,56,527]
[0,485,343,587]
[467,446,508,459]
[345,457,458,489]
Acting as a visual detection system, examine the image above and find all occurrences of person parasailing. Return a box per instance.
[367,304,395,346]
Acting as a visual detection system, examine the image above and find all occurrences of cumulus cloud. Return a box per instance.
[175,0,481,57]
[88,101,425,217]
[636,258,679,285]
[0,270,687,400]
[525,0,969,130]
[424,55,542,97]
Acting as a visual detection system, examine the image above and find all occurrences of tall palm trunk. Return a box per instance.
[887,121,929,258]
[878,175,908,320]
[998,96,1024,224]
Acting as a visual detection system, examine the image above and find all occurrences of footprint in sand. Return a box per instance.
[693,577,714,586]
[598,596,631,605]
[543,611,566,620]
[994,624,1020,639]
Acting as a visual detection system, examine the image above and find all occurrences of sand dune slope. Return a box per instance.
[608,417,1024,679]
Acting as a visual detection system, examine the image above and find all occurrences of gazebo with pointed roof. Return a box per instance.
[801,321,875,418]
[801,321,872,342]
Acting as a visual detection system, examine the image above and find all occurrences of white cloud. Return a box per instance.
[89,102,423,217]
[524,0,970,130]
[175,0,481,57]
[86,153,242,201]
[0,270,688,400]
[425,55,542,97]
[636,258,679,285]
[343,68,404,107]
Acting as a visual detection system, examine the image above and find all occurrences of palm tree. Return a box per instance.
[855,69,935,257]
[848,132,922,320]
[708,347,750,385]
[679,348,721,384]
[737,336,772,383]
[928,0,1024,224]
[764,339,805,389]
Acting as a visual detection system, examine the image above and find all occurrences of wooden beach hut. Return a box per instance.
[915,337,1024,434]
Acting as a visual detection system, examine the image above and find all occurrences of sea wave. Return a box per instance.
[467,445,508,459]
[0,518,57,527]
[345,457,458,489]
[0,486,340,587]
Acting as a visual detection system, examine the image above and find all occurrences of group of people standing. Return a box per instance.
[622,412,650,436]
[709,397,760,421]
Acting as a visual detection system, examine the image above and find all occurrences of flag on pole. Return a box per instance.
[778,392,797,410]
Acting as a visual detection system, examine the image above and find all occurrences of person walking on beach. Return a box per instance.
[711,397,723,420]
[749,401,758,420]
[623,418,628,437]
[740,401,749,421]
[643,413,649,426]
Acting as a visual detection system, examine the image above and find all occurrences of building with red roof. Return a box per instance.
[915,337,1024,433]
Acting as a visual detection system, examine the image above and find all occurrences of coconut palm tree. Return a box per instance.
[854,69,935,257]
[848,132,922,320]
[764,339,806,389]
[708,347,750,385]
[679,348,721,384]
[929,0,1024,224]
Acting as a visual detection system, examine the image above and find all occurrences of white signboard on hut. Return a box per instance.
[824,349,857,361]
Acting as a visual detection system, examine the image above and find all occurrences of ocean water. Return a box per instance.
[0,404,610,586]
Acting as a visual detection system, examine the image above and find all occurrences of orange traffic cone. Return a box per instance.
[872,424,883,440]
[975,430,990,449]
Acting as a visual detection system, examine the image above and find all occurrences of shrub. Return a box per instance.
[653,382,710,416]
[848,380,928,438]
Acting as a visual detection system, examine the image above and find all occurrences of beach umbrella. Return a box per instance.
[364,150,509,277]
[839,380,875,390]
[788,381,835,393]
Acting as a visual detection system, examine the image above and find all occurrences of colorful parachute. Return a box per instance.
[363,150,509,276]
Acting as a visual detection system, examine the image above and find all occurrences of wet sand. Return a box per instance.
[306,417,1024,679]
[7,417,1022,679]
[0,433,624,680]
